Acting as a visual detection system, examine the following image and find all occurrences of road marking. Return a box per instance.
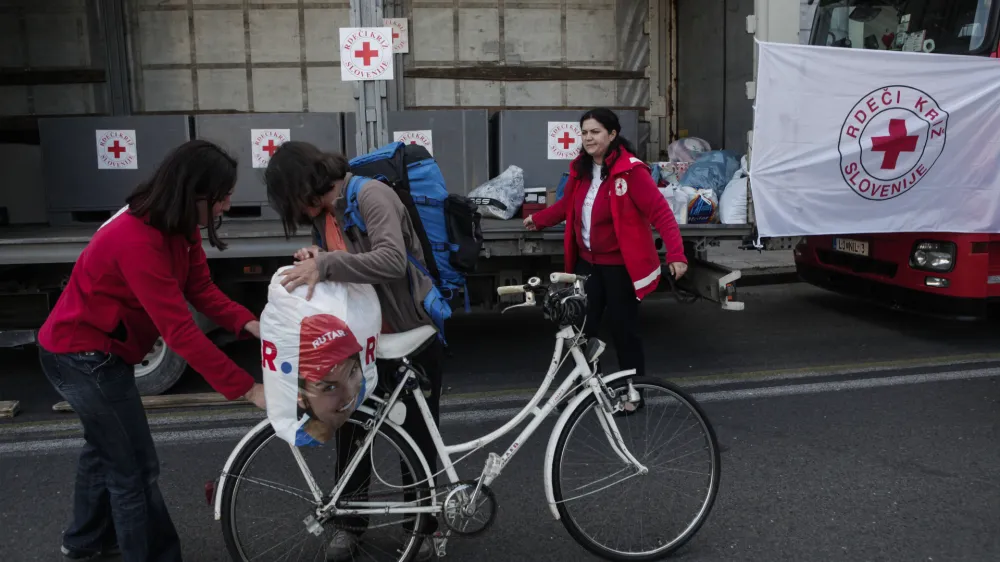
[40,353,1000,416]
[2,366,997,456]
[9,353,1000,437]
[440,353,1000,407]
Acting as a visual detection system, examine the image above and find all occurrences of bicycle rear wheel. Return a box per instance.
[551,376,720,561]
[219,411,432,562]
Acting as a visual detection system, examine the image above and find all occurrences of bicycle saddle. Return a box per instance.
[377,325,438,360]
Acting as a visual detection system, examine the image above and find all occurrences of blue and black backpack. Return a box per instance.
[340,141,484,342]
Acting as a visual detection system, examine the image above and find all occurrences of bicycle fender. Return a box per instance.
[213,403,437,522]
[542,369,638,521]
[214,418,273,521]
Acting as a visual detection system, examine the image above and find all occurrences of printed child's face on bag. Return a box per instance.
[300,356,364,433]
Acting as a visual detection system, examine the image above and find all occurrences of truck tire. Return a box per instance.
[134,338,187,396]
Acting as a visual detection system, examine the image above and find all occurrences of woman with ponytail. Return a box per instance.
[524,108,687,385]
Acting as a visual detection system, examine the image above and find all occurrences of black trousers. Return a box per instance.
[334,338,444,533]
[574,259,645,377]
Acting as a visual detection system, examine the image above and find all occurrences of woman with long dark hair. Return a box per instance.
[525,108,687,386]
[37,140,266,562]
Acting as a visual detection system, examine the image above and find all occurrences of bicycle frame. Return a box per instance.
[320,324,648,520]
[212,280,650,526]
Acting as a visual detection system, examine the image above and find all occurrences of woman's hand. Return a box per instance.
[243,320,260,339]
[244,382,267,409]
[523,215,537,231]
[280,258,321,300]
[294,245,322,261]
[668,262,688,280]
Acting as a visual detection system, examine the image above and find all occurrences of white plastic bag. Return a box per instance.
[659,185,696,225]
[720,176,748,224]
[667,137,711,163]
[260,266,381,447]
[720,157,750,224]
[469,165,525,220]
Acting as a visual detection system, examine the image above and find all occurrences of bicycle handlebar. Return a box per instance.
[549,272,579,284]
[496,272,583,298]
[496,285,527,296]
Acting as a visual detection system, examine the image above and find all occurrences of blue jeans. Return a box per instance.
[39,348,183,562]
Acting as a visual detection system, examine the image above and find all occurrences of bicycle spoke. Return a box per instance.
[554,380,720,559]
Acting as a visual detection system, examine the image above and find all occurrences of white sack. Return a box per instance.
[260,266,381,447]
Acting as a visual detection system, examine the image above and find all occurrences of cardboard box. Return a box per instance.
[522,187,548,218]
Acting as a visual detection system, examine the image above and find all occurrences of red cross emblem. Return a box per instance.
[354,42,379,66]
[262,139,280,157]
[107,140,126,159]
[557,132,576,150]
[870,119,919,170]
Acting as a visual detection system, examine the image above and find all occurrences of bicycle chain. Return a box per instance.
[323,479,489,539]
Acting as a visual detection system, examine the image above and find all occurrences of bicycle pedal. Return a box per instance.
[432,532,448,558]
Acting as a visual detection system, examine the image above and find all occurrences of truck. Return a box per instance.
[0,0,802,398]
[794,0,1000,320]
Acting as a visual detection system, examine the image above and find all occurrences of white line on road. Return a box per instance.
[2,366,996,457]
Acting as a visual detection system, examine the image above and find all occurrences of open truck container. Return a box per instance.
[0,0,801,396]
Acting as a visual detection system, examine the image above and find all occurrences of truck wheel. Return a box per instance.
[134,338,187,396]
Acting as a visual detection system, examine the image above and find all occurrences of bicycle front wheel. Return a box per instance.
[552,376,720,561]
[219,411,432,562]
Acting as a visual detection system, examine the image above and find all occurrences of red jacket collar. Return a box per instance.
[567,147,648,179]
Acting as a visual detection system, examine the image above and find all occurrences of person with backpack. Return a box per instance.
[264,141,449,562]
[524,108,688,399]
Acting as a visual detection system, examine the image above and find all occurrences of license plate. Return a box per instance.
[833,238,869,256]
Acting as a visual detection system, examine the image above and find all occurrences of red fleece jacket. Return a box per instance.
[37,211,257,400]
[531,148,686,299]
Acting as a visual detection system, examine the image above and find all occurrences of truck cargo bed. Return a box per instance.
[0,219,753,265]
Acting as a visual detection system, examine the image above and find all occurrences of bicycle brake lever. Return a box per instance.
[500,291,536,314]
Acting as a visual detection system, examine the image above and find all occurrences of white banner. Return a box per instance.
[750,41,1000,238]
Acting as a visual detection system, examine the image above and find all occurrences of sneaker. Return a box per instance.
[325,530,434,561]
[325,530,359,561]
[61,545,119,561]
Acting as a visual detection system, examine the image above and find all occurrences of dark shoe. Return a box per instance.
[61,545,119,561]
[325,530,360,561]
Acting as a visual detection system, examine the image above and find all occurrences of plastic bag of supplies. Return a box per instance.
[260,266,381,447]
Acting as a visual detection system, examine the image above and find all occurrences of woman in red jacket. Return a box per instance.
[525,108,687,385]
[37,140,266,562]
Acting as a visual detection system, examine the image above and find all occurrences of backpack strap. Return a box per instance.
[341,175,370,234]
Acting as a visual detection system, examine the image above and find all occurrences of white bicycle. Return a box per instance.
[212,272,721,561]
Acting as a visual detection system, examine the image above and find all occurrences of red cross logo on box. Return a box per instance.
[547,122,582,160]
[252,129,291,169]
[96,129,138,170]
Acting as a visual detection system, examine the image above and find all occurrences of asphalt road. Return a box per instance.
[2,283,999,421]
[2,364,999,561]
